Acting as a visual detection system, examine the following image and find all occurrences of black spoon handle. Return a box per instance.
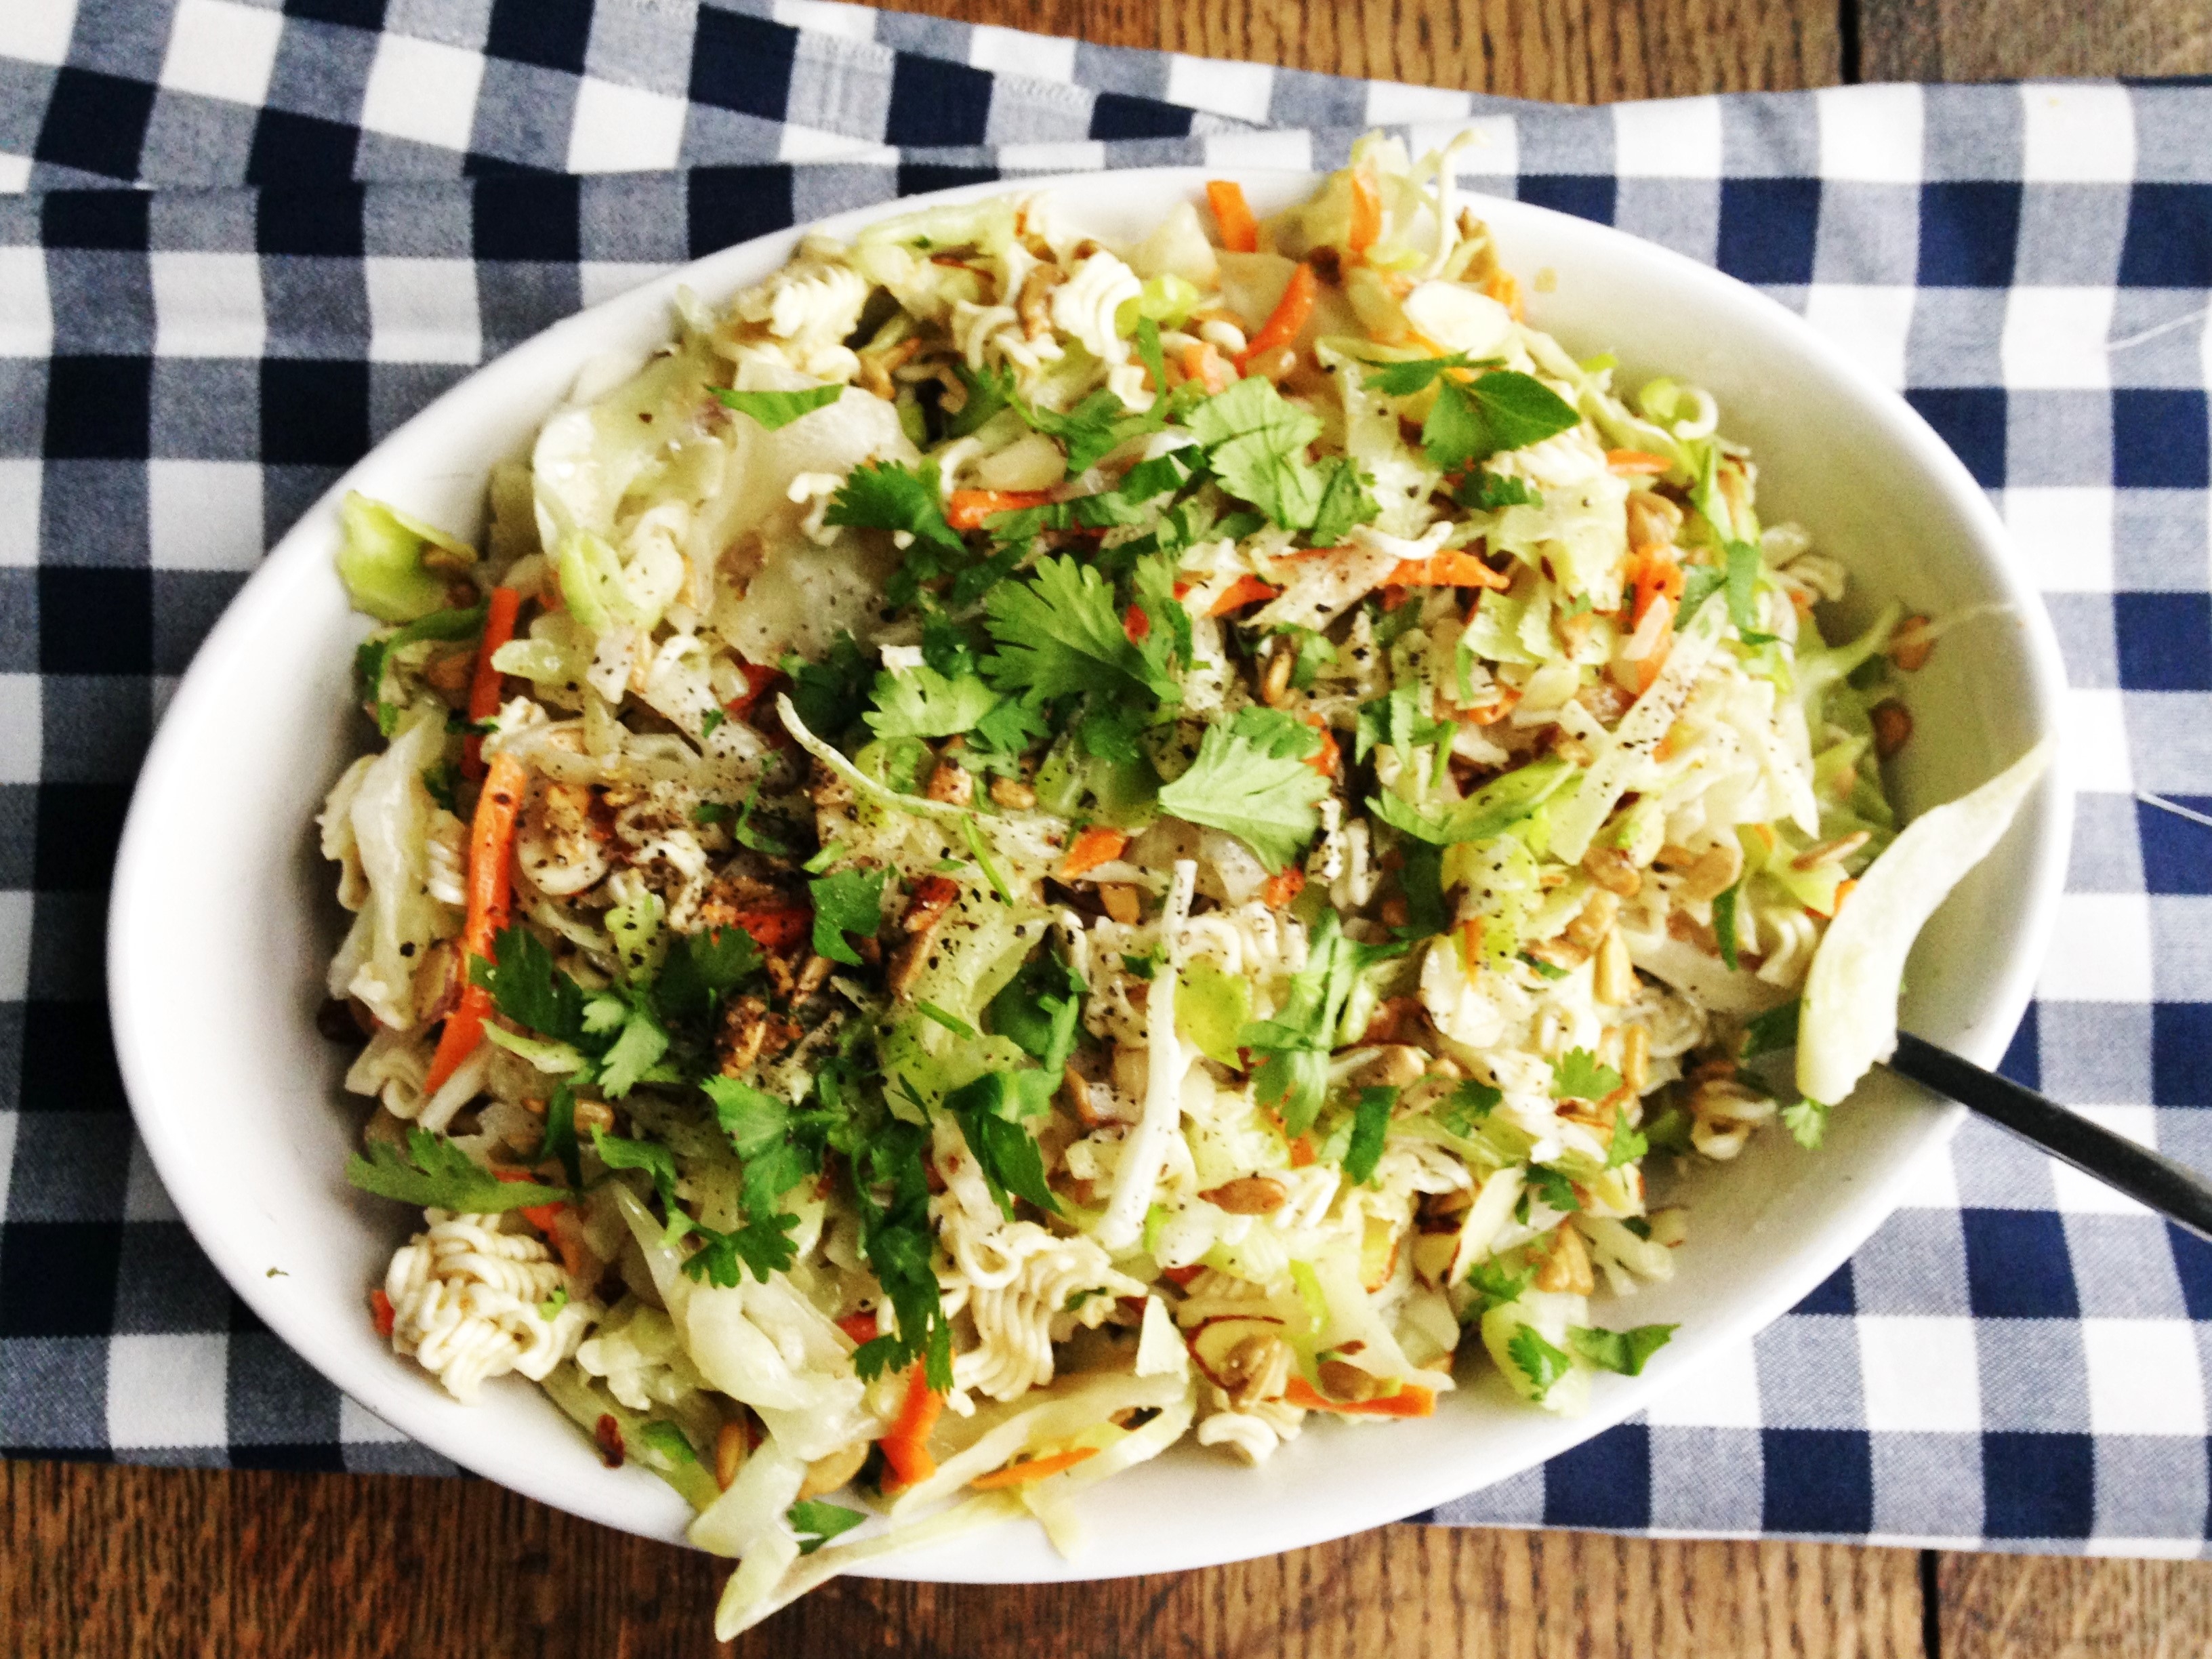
[1887,1032,2212,1245]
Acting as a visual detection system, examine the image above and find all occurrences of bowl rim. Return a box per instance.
[108,164,2072,1581]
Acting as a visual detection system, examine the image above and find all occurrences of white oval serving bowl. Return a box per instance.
[109,167,2070,1583]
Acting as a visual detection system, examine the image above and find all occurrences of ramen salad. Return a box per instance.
[318,136,2023,1635]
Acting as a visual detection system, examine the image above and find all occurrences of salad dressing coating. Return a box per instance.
[319,136,1943,1635]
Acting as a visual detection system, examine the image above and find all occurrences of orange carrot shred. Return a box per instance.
[1282,1376,1437,1418]
[879,1364,943,1490]
[947,488,1055,531]
[1208,573,1282,616]
[1288,1135,1316,1168]
[1605,449,1674,475]
[424,748,527,1097]
[836,1310,880,1346]
[1260,867,1305,909]
[969,1446,1100,1490]
[1123,602,1151,643]
[1237,262,1318,373]
[369,1288,395,1338]
[462,585,522,780]
[1206,180,1259,254]
[1059,827,1130,880]
[1347,169,1383,253]
[1388,551,1510,590]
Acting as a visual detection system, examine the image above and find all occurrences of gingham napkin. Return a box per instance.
[2,0,2208,1558]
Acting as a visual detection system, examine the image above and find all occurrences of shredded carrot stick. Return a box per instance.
[369,1288,395,1338]
[722,661,785,726]
[1206,180,1259,254]
[879,1364,943,1490]
[424,749,527,1096]
[1261,867,1305,909]
[1159,1263,1206,1288]
[1635,632,1673,694]
[462,586,522,780]
[496,1169,567,1235]
[947,488,1056,531]
[970,1446,1101,1490]
[1832,878,1858,915]
[1282,1376,1437,1418]
[1462,686,1521,726]
[1208,573,1282,616]
[1605,449,1673,475]
[836,1311,880,1346]
[1388,551,1511,590]
[1303,715,1340,777]
[1237,262,1318,373]
[720,903,812,954]
[1179,340,1231,394]
[1629,548,1685,630]
[1059,827,1130,879]
[1123,602,1150,643]
[1347,169,1382,253]
[1288,1135,1316,1168]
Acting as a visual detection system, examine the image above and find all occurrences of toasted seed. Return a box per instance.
[1622,1023,1652,1094]
[1870,699,1912,760]
[714,1419,748,1491]
[1099,882,1143,924]
[1200,1175,1289,1214]
[1888,614,1933,672]
[925,760,974,806]
[1221,1332,1288,1409]
[1361,1045,1428,1089]
[572,1098,615,1134]
[1550,732,1594,766]
[1792,830,1870,871]
[1378,894,1410,928]
[1316,1359,1386,1402]
[1565,888,1620,951]
[1261,642,1294,707]
[1593,928,1637,1006]
[1524,933,1592,971]
[1110,1043,1150,1097]
[1581,844,1643,897]
[1674,840,1744,903]
[989,776,1038,811]
[1533,1223,1595,1294]
[797,1439,871,1502]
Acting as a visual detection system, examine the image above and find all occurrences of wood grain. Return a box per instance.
[1,1459,1934,1659]
[1858,0,2212,82]
[876,0,1841,100]
[1940,1553,2212,1659]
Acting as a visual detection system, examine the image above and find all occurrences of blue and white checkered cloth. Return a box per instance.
[2,0,2209,1559]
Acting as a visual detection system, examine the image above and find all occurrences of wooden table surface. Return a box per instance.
[14,0,2212,1653]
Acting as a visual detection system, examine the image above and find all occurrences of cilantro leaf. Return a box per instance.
[1422,371,1582,472]
[824,461,964,558]
[788,1498,867,1555]
[1359,352,1487,395]
[346,1128,569,1212]
[1308,457,1380,547]
[1527,1164,1580,1214]
[943,361,1014,441]
[1345,1085,1397,1185]
[808,867,886,967]
[537,1081,583,1191]
[1019,386,1162,475]
[1134,316,1168,397]
[982,554,1178,707]
[1678,562,1727,621]
[1366,754,1573,847]
[864,665,1002,740]
[850,1122,954,1389]
[781,633,872,739]
[986,949,1086,1072]
[1606,1120,1648,1170]
[1713,880,1742,971]
[1237,912,1404,1134]
[1155,707,1330,872]
[1782,1097,1830,1149]
[1354,681,1453,765]
[1183,375,1328,530]
[353,602,487,737]
[1551,1048,1623,1102]
[1742,998,1801,1059]
[590,1126,678,1210]
[1434,1077,1502,1136]
[1507,1324,1574,1399]
[681,1211,802,1286]
[1723,537,1764,635]
[943,1071,1062,1218]
[657,925,764,1027]
[1456,471,1543,510]
[594,1002,669,1099]
[640,1421,696,1465]
[473,924,585,1044]
[1568,1322,1677,1376]
[1464,1257,1532,1315]
[702,1073,787,1158]
[713,384,842,430]
[971,693,1050,754]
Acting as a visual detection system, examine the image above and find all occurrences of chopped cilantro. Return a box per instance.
[802,841,846,875]
[1642,1105,1694,1153]
[346,1128,569,1212]
[1359,352,1491,395]
[1354,681,1454,765]
[681,1211,802,1286]
[1367,754,1572,847]
[537,1080,582,1191]
[1183,375,1330,531]
[1434,1078,1502,1136]
[1345,1085,1397,1185]
[1507,1324,1574,1399]
[539,1285,569,1321]
[781,633,873,739]
[729,785,795,859]
[1606,1120,1649,1170]
[590,1126,678,1210]
[942,361,1014,441]
[1678,561,1727,621]
[985,949,1085,1071]
[942,1070,1061,1218]
[353,602,486,737]
[1237,912,1404,1134]
[1464,1257,1533,1315]
[1551,1049,1623,1102]
[1456,471,1543,510]
[713,384,843,430]
[916,1000,975,1038]
[1526,1164,1580,1214]
[699,708,726,739]
[693,800,732,827]
[1782,1097,1830,1149]
[982,555,1179,708]
[1742,998,1801,1059]
[656,925,764,1026]
[1723,537,1765,636]
[422,760,458,814]
[472,924,585,1045]
[808,866,886,967]
[1397,842,1450,938]
[1308,456,1381,546]
[1155,706,1330,872]
[1019,386,1164,475]
[851,1121,954,1389]
[1421,371,1582,473]
[825,461,963,556]
[1568,1322,1677,1376]
[788,1498,867,1555]
[1713,880,1742,970]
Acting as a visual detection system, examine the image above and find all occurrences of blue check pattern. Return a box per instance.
[0,0,2208,1557]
